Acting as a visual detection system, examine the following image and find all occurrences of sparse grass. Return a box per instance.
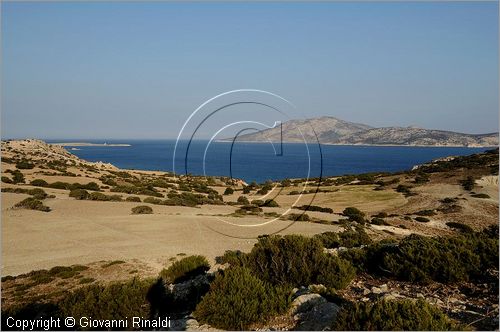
[102,260,126,268]
[160,255,209,284]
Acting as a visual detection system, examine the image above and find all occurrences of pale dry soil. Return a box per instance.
[1,192,338,276]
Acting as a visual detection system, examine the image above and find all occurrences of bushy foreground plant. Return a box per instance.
[332,299,458,331]
[161,255,210,284]
[340,226,499,284]
[225,235,356,289]
[59,278,152,325]
[194,267,291,330]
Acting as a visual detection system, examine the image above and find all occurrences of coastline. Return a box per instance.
[215,140,498,148]
[52,142,131,147]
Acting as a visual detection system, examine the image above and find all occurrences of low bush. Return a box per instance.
[244,235,355,289]
[223,187,234,195]
[373,212,388,218]
[332,299,457,330]
[235,205,263,215]
[16,161,34,169]
[69,189,90,200]
[371,217,389,226]
[286,213,310,221]
[89,192,122,201]
[415,216,430,223]
[471,193,490,199]
[144,197,162,204]
[415,209,436,216]
[30,179,48,187]
[9,170,25,184]
[1,176,13,184]
[314,226,372,249]
[296,205,334,213]
[126,196,141,202]
[131,205,153,214]
[111,185,163,197]
[461,176,475,191]
[237,196,249,205]
[262,199,279,207]
[343,207,365,223]
[160,255,210,284]
[194,267,291,330]
[14,197,51,212]
[446,222,474,233]
[354,229,500,284]
[59,278,152,326]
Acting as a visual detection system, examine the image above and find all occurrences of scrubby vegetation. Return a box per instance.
[219,235,355,290]
[194,267,290,330]
[161,255,210,284]
[314,226,372,249]
[295,204,333,213]
[14,197,51,212]
[342,207,365,223]
[446,222,474,233]
[131,205,153,214]
[340,225,499,284]
[332,299,457,331]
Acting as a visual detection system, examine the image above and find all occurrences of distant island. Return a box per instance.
[52,142,131,147]
[223,116,499,147]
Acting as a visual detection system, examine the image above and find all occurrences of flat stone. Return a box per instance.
[290,293,327,314]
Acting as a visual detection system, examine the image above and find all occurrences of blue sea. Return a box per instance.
[50,140,491,183]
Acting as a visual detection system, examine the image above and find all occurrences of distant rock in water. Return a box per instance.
[224,116,498,147]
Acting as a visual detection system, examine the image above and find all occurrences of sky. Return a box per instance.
[1,1,498,139]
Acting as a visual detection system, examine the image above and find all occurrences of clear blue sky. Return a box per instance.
[2,2,498,139]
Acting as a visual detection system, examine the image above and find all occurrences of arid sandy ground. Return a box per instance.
[1,139,498,278]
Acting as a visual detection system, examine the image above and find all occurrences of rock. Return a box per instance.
[363,288,370,296]
[294,301,340,331]
[371,286,383,294]
[379,284,389,293]
[292,286,310,299]
[416,293,425,298]
[290,294,340,331]
[382,292,400,301]
[290,293,327,314]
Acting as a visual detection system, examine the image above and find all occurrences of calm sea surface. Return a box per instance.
[50,140,490,183]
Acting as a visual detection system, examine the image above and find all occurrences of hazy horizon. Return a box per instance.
[2,2,498,139]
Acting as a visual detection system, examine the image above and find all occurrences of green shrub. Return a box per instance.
[131,205,153,214]
[461,176,475,191]
[375,231,498,283]
[88,192,122,201]
[244,235,355,289]
[332,299,457,330]
[30,179,48,187]
[126,196,141,202]
[14,197,51,212]
[223,187,234,195]
[415,209,436,216]
[10,170,25,184]
[296,205,334,213]
[237,196,249,205]
[69,189,90,200]
[144,197,162,204]
[161,255,210,284]
[315,226,372,249]
[262,199,279,207]
[371,217,389,226]
[194,267,291,330]
[59,278,152,326]
[287,213,310,221]
[16,161,34,169]
[343,207,365,223]
[415,216,430,223]
[446,222,474,233]
[471,193,490,199]
[28,188,48,200]
[242,186,251,194]
[235,205,263,215]
[1,176,13,184]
